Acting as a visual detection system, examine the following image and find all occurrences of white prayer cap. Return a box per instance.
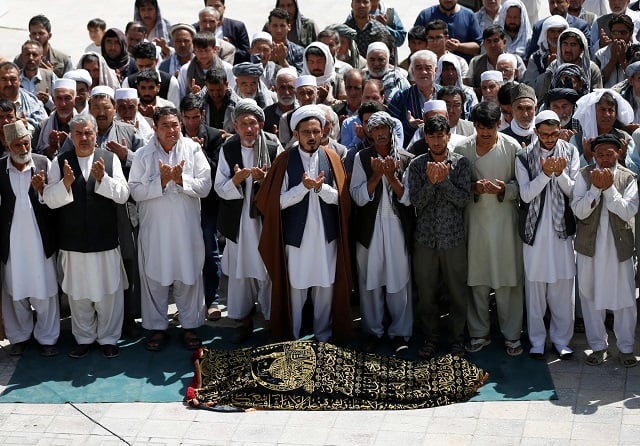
[251,31,272,46]
[626,61,640,77]
[3,121,29,146]
[481,70,503,83]
[276,67,298,81]
[115,88,138,101]
[290,105,326,131]
[295,75,316,88]
[534,110,560,125]
[53,78,76,91]
[367,41,389,56]
[91,86,115,98]
[422,100,447,114]
[63,69,92,87]
[497,53,517,67]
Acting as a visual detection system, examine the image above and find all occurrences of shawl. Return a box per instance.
[101,28,130,74]
[133,2,171,43]
[255,148,353,342]
[77,52,121,89]
[497,0,532,58]
[573,89,634,139]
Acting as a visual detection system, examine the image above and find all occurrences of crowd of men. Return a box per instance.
[1,0,640,368]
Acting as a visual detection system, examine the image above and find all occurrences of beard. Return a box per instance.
[278,95,295,106]
[10,149,31,165]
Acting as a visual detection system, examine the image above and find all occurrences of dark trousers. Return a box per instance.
[413,241,469,344]
[201,211,220,308]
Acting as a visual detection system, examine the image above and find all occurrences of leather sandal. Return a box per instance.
[145,330,169,352]
[183,329,202,350]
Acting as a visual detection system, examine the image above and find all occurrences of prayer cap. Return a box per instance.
[545,88,580,105]
[422,100,447,114]
[91,86,115,98]
[115,88,138,101]
[510,83,536,104]
[626,61,640,77]
[251,31,272,46]
[295,75,316,88]
[233,98,265,122]
[481,70,502,82]
[497,53,517,67]
[232,62,264,78]
[534,110,560,125]
[290,105,326,131]
[3,121,29,146]
[328,23,357,40]
[367,41,389,56]
[63,69,92,87]
[170,23,196,38]
[592,133,622,150]
[276,67,298,80]
[53,78,76,91]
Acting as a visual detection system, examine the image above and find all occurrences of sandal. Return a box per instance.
[620,352,638,368]
[183,329,202,350]
[145,330,169,352]
[418,340,437,359]
[466,337,491,353]
[585,349,609,366]
[450,342,465,357]
[505,339,523,356]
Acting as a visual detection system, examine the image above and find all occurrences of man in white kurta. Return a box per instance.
[515,110,579,359]
[43,114,129,359]
[1,121,58,356]
[350,111,413,353]
[454,101,524,356]
[129,108,212,351]
[279,106,341,342]
[571,134,639,367]
[214,99,281,343]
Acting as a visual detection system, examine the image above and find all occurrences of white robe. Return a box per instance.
[280,148,338,289]
[214,144,276,281]
[2,158,57,301]
[350,152,411,293]
[129,136,212,286]
[571,166,638,311]
[43,152,129,301]
[515,146,579,283]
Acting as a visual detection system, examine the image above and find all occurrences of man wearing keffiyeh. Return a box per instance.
[350,111,414,355]
[515,110,580,360]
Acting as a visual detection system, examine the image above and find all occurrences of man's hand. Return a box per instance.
[558,128,575,142]
[583,137,594,163]
[47,129,68,156]
[407,110,423,129]
[232,163,251,186]
[250,163,268,181]
[317,83,330,104]
[138,103,155,118]
[91,157,106,182]
[354,122,366,141]
[445,38,461,52]
[171,160,185,185]
[600,168,614,190]
[600,27,612,48]
[382,156,400,179]
[541,156,556,177]
[106,138,129,160]
[37,88,50,106]
[554,157,567,174]
[271,42,288,65]
[191,136,204,147]
[370,157,385,175]
[190,79,202,94]
[427,161,450,184]
[159,159,173,188]
[62,159,75,191]
[302,171,325,191]
[31,169,46,194]
[153,37,171,57]
[372,13,388,26]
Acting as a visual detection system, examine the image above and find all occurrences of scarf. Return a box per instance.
[510,119,535,137]
[186,56,223,90]
[524,139,572,242]
[498,0,532,59]
[77,52,120,89]
[101,28,130,74]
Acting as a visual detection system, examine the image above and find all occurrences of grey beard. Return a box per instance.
[10,150,31,165]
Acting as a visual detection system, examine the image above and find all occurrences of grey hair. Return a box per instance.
[69,114,98,132]
[199,6,220,20]
[409,50,438,73]
[316,104,340,140]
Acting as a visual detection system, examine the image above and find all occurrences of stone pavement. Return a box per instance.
[0,0,639,444]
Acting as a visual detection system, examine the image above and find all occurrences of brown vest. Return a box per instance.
[574,164,636,261]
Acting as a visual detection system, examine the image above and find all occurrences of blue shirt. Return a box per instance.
[340,115,404,151]
[414,6,482,61]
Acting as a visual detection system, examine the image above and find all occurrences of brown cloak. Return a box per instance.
[255,148,353,342]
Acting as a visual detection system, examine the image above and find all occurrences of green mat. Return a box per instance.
[0,326,556,403]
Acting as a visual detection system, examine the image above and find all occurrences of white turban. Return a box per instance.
[91,86,114,98]
[367,41,389,57]
[290,105,326,131]
[535,110,560,125]
[481,71,503,83]
[574,89,634,139]
[114,88,138,101]
[497,53,517,68]
[63,69,92,87]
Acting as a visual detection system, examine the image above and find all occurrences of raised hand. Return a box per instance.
[31,170,46,194]
[159,159,173,187]
[91,157,105,181]
[62,159,75,190]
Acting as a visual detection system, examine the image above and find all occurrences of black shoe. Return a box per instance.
[101,344,120,358]
[39,344,59,357]
[123,320,142,338]
[69,343,92,358]
[364,334,383,353]
[391,337,409,356]
[9,341,28,356]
